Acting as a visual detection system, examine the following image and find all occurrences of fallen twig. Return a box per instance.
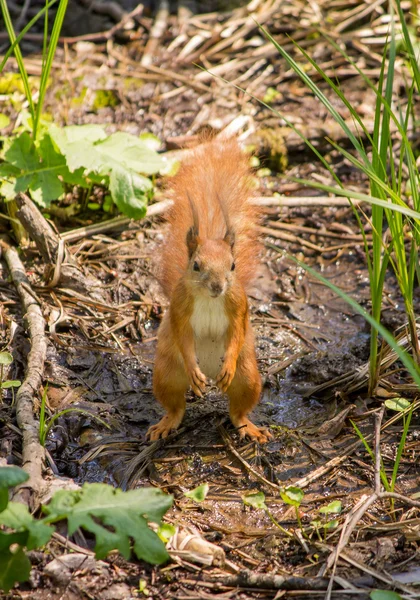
[0,238,46,508]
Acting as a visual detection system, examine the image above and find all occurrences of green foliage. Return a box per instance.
[0,352,21,404]
[43,483,173,563]
[370,591,402,600]
[184,483,209,503]
[280,486,304,507]
[0,466,173,592]
[0,124,167,217]
[319,500,342,516]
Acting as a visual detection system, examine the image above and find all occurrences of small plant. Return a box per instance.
[38,385,111,447]
[0,351,21,404]
[311,500,342,540]
[0,465,173,592]
[242,490,295,538]
[184,483,209,502]
[280,486,304,532]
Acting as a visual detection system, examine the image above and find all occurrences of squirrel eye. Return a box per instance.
[231,262,236,271]
[193,261,200,272]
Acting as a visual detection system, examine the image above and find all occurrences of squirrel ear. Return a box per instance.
[186,226,200,258]
[224,229,235,250]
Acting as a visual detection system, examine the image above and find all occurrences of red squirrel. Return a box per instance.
[147,137,271,443]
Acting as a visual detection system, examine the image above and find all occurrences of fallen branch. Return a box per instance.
[192,570,331,591]
[15,192,102,295]
[0,238,46,508]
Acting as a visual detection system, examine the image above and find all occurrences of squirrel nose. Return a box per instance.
[210,282,223,296]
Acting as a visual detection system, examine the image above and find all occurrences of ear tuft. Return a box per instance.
[224,229,235,250]
[186,226,200,258]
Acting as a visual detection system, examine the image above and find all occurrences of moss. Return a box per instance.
[257,128,289,172]
[92,89,119,111]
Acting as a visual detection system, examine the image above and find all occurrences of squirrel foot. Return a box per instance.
[147,413,183,441]
[234,418,272,444]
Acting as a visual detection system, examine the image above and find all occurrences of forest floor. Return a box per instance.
[1,1,420,599]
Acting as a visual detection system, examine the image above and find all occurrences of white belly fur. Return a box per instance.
[190,295,229,380]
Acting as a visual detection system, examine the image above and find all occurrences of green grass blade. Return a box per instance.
[0,0,59,74]
[390,403,414,493]
[350,419,390,491]
[0,0,35,122]
[33,0,68,139]
[267,243,420,387]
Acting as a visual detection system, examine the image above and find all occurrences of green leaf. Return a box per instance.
[109,167,150,219]
[242,491,267,510]
[184,483,209,503]
[157,523,176,543]
[325,519,338,530]
[0,163,21,178]
[0,502,54,550]
[0,489,8,513]
[48,124,108,173]
[1,380,21,389]
[319,500,342,515]
[384,398,411,412]
[95,132,165,175]
[280,486,304,507]
[0,352,13,366]
[0,114,10,129]
[0,467,29,491]
[0,546,31,592]
[370,591,402,600]
[3,132,38,171]
[43,483,173,563]
[138,132,162,151]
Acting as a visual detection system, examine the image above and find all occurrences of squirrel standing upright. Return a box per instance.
[147,137,271,443]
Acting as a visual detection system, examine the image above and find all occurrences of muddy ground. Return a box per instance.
[1,1,420,599]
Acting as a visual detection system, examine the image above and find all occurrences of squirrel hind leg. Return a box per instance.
[147,358,189,441]
[227,349,272,444]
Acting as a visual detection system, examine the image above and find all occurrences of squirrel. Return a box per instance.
[147,137,272,443]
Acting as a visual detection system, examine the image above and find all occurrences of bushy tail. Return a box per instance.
[160,137,260,297]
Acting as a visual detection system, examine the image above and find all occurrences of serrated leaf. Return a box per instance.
[0,352,13,366]
[319,500,342,515]
[184,483,209,503]
[0,546,31,592]
[280,486,304,507]
[109,167,150,219]
[385,398,411,412]
[95,132,165,174]
[43,483,172,563]
[0,502,54,550]
[370,591,402,600]
[242,491,267,510]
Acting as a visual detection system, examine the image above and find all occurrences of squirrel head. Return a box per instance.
[186,228,235,298]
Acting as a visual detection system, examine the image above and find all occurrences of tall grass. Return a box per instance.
[259,0,420,393]
[0,0,68,140]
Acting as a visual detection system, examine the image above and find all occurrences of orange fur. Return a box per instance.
[147,137,271,444]
[160,137,260,297]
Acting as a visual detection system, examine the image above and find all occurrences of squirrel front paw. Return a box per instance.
[216,359,236,392]
[188,364,207,397]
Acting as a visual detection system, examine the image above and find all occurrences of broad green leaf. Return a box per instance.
[0,114,10,129]
[370,591,402,600]
[0,467,29,491]
[184,483,209,503]
[38,134,85,186]
[0,489,8,513]
[385,398,411,412]
[43,483,172,563]
[1,380,21,388]
[0,502,54,550]
[280,486,304,507]
[48,124,108,173]
[319,500,342,515]
[3,132,38,171]
[242,491,267,510]
[325,519,338,530]
[0,531,28,551]
[0,546,31,592]
[0,163,20,178]
[0,352,13,366]
[95,132,165,174]
[109,167,150,219]
[50,123,107,146]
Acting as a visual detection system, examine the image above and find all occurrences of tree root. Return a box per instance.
[15,192,102,296]
[1,238,46,508]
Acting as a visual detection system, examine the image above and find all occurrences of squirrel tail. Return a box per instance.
[160,137,260,297]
